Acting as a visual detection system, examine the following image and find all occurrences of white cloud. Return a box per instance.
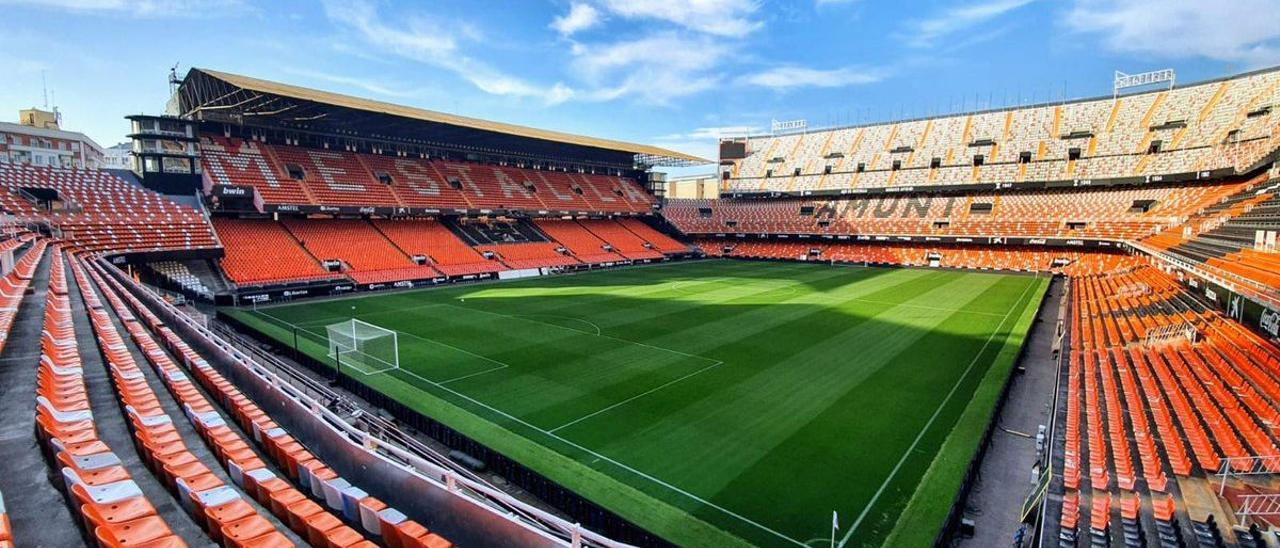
[1065,0,1280,67]
[596,0,762,37]
[323,0,575,104]
[0,0,249,17]
[902,0,1035,48]
[551,2,602,37]
[569,33,730,103]
[738,65,886,90]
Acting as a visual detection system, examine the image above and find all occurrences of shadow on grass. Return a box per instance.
[222,261,1047,548]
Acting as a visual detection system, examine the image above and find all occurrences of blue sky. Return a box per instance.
[2,0,1279,175]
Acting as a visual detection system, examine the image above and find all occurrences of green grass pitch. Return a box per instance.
[224,259,1048,547]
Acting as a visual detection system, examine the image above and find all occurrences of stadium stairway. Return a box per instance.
[68,254,305,546]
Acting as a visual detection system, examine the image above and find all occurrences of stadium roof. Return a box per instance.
[180,68,708,167]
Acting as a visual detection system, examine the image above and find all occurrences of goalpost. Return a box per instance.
[326,319,400,375]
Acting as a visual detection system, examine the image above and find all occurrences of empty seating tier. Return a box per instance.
[533,219,623,264]
[724,68,1280,194]
[616,218,688,254]
[90,256,453,547]
[212,218,342,287]
[476,242,580,270]
[0,163,218,253]
[371,219,504,277]
[577,219,664,260]
[1054,263,1280,546]
[280,219,439,284]
[667,181,1245,241]
[201,137,655,213]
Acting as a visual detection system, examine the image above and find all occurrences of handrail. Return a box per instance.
[93,257,632,548]
[1128,240,1280,311]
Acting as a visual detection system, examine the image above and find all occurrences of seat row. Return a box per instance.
[89,258,452,548]
[69,253,295,547]
[34,245,191,547]
[1058,264,1280,546]
[0,163,218,254]
[694,238,1141,276]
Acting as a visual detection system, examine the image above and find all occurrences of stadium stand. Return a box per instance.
[724,68,1280,194]
[666,181,1249,240]
[476,242,580,270]
[266,144,401,208]
[202,136,313,205]
[359,155,473,210]
[35,245,194,547]
[0,163,218,253]
[533,219,624,264]
[202,137,655,214]
[1054,262,1280,547]
[693,239,1138,276]
[88,256,465,547]
[577,219,664,260]
[1143,180,1280,291]
[371,219,504,277]
[70,253,298,547]
[280,219,440,285]
[616,218,688,254]
[212,218,343,286]
[149,261,214,299]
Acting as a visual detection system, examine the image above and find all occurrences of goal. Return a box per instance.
[326,319,399,375]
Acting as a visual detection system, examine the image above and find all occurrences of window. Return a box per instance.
[285,164,306,180]
[856,163,865,173]
[972,155,984,167]
[929,157,941,169]
[891,160,902,171]
[824,165,832,175]
[793,167,801,176]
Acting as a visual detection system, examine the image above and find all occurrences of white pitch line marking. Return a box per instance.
[549,358,726,433]
[382,363,808,547]
[837,275,1041,547]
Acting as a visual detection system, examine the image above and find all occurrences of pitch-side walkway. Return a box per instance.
[958,275,1063,547]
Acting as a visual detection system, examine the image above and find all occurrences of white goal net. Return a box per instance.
[326,319,399,375]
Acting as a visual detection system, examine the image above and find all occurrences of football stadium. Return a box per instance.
[3,3,1280,548]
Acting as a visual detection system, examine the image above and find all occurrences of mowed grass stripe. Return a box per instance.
[559,273,1015,544]
[222,261,1046,548]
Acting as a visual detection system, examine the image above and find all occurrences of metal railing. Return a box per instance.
[95,258,632,548]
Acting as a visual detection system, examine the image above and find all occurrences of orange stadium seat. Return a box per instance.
[213,218,343,286]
